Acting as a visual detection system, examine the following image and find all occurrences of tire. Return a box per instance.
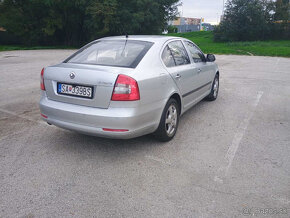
[206,74,219,101]
[154,98,180,142]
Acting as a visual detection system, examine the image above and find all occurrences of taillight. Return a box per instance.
[111,74,140,101]
[40,68,45,90]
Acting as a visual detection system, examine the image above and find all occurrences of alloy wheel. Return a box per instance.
[165,104,178,137]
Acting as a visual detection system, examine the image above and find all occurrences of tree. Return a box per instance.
[273,0,290,39]
[0,0,180,46]
[0,0,49,45]
[42,0,94,46]
[87,0,180,36]
[214,0,275,41]
[274,0,289,21]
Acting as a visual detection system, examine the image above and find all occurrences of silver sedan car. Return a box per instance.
[39,35,219,141]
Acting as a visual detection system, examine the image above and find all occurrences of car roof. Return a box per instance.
[99,35,184,43]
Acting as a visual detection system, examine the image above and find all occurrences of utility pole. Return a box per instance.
[222,0,225,15]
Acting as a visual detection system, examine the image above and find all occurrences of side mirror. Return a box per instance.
[206,54,216,62]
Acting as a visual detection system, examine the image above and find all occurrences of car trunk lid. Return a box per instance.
[44,63,133,109]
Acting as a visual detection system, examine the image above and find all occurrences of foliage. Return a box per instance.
[168,31,290,57]
[214,0,274,42]
[275,0,289,21]
[0,0,180,46]
[167,25,178,33]
[214,0,289,42]
[0,0,48,45]
[88,0,180,36]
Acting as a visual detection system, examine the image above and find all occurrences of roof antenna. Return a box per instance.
[121,33,128,56]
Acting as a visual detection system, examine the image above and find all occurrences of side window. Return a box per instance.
[185,41,204,63]
[167,41,190,66]
[161,45,176,68]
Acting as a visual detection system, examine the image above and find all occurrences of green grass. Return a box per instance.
[168,31,290,57]
[0,45,76,51]
[1,32,289,57]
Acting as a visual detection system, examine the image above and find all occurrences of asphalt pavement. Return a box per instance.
[0,50,289,217]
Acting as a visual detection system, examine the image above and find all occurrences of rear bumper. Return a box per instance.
[39,95,165,139]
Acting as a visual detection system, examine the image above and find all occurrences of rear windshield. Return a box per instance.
[64,40,153,68]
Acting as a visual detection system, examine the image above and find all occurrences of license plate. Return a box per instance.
[57,83,93,99]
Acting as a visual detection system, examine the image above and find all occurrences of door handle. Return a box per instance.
[198,69,202,73]
[175,74,181,79]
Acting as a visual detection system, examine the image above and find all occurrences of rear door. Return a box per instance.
[162,40,200,107]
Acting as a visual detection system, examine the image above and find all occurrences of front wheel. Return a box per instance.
[206,74,219,101]
[154,99,180,142]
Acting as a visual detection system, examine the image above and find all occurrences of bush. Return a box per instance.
[167,25,178,33]
[0,31,22,45]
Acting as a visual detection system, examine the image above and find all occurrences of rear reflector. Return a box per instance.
[111,74,140,101]
[102,128,129,132]
[40,68,45,90]
[41,113,48,119]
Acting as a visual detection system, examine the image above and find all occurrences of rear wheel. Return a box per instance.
[206,74,219,101]
[154,99,180,142]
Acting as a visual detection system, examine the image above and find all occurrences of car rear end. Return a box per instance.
[39,38,164,139]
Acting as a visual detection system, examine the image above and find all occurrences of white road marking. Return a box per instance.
[274,58,280,73]
[214,91,264,183]
[271,195,290,205]
[0,108,45,125]
[145,155,172,166]
[214,176,224,184]
[0,128,30,141]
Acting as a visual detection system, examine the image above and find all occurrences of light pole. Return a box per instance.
[181,1,183,17]
[217,13,219,24]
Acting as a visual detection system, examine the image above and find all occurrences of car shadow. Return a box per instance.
[47,127,165,158]
[46,98,216,158]
[179,99,211,123]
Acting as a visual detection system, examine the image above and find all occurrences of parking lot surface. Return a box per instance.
[0,50,289,217]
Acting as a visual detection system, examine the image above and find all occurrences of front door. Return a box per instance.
[184,41,213,99]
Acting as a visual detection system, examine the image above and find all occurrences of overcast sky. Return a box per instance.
[179,0,226,24]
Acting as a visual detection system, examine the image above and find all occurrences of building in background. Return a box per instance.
[168,17,214,33]
[170,17,202,26]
